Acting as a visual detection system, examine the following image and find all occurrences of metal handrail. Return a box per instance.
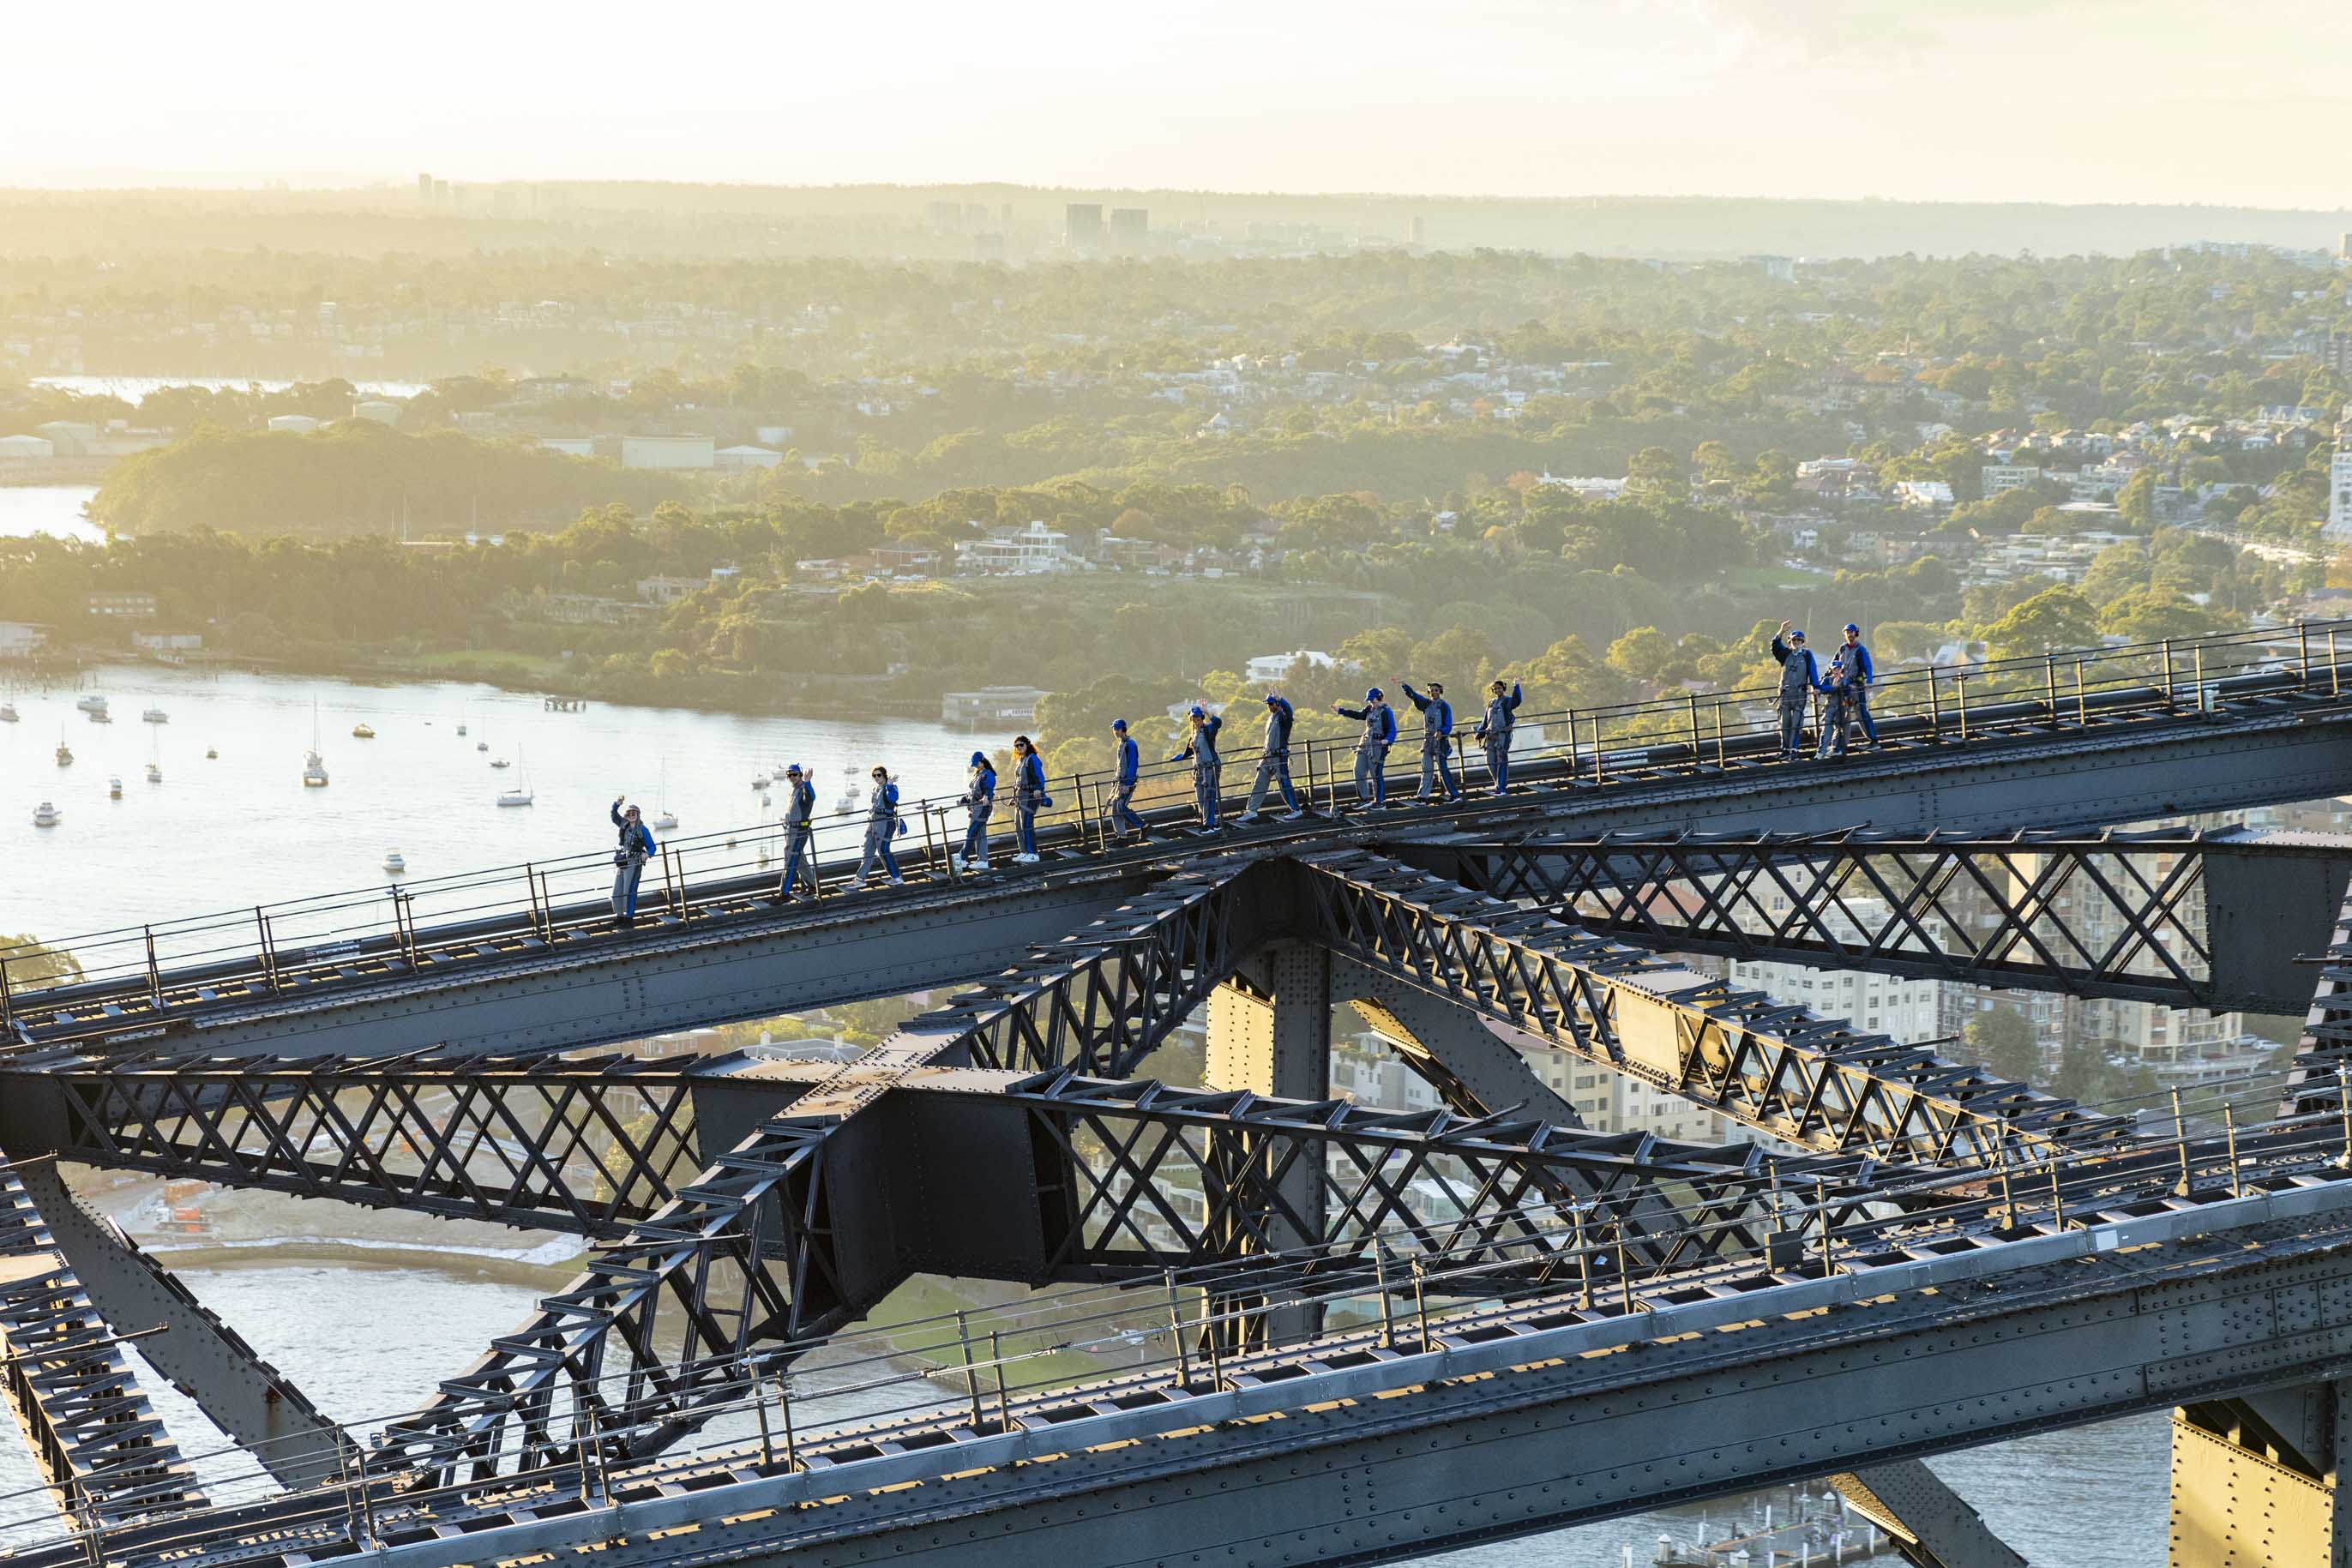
[4,618,2344,1035]
[3,1099,2347,1563]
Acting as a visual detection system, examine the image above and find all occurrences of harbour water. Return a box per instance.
[0,484,104,544]
[29,375,429,403]
[3,664,1014,942]
[0,664,2177,1565]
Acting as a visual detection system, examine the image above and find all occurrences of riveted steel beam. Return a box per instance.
[1408,828,2352,1016]
[1299,848,2128,1163]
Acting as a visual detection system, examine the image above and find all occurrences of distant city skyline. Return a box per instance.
[5,0,2349,209]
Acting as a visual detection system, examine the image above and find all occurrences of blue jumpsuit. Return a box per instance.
[1402,683,1463,802]
[1171,715,1224,827]
[610,802,656,919]
[857,779,904,882]
[1104,735,1147,834]
[779,778,817,897]
[1771,637,1824,760]
[1014,752,1049,856]
[1830,639,1878,747]
[1244,698,1300,815]
[961,764,996,865]
[1475,683,1522,794]
[1333,701,1397,806]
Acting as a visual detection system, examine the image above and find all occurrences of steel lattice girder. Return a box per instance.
[370,1108,842,1486]
[2288,868,2352,1114]
[1405,828,2352,1016]
[1298,849,2130,1163]
[920,860,1272,1078]
[996,1070,1898,1294]
[364,1054,1904,1484]
[0,1156,207,1528]
[33,1051,714,1237]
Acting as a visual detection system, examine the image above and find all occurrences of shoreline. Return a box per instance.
[143,1233,586,1289]
[2,647,983,726]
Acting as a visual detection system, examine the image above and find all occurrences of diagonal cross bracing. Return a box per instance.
[0,1156,207,1529]
[1004,1070,1899,1297]
[1417,828,2352,1017]
[370,1108,840,1486]
[921,860,1266,1078]
[49,1051,711,1237]
[1300,849,2131,1164]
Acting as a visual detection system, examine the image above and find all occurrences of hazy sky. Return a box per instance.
[6,0,2346,207]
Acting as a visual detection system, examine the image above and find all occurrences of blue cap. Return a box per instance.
[968,750,987,767]
[1188,704,1206,718]
[1844,622,1860,635]
[1111,718,1128,731]
[1788,629,1806,643]
[1264,692,1281,704]
[1366,687,1384,700]
[785,764,803,776]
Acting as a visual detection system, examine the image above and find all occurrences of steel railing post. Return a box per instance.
[751,1367,775,1466]
[2043,653,2058,728]
[1686,693,1700,765]
[2075,658,2087,727]
[662,846,681,916]
[350,1435,378,1548]
[142,925,161,1008]
[256,908,280,991]
[1713,700,1727,768]
[957,1310,984,1432]
[0,956,10,1030]
[2301,622,2313,687]
[2335,629,2343,700]
[1565,709,1579,782]
[524,863,546,940]
[2163,638,2176,712]
[1373,1246,1395,1349]
[2223,1103,2242,1199]
[990,1331,1011,1430]
[920,805,943,880]
[1591,714,1605,786]
[779,1371,797,1470]
[2194,643,2206,714]
[1956,676,1969,743]
[1928,664,1942,742]
[937,808,961,883]
[1165,1271,1192,1390]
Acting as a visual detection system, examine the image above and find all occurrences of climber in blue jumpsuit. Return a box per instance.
[1332,688,1398,807]
[1400,680,1464,803]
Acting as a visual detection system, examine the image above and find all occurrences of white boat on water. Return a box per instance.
[457,722,468,736]
[205,746,217,759]
[32,802,59,828]
[107,776,123,799]
[0,703,17,723]
[75,694,107,716]
[303,701,329,787]
[496,787,533,807]
[382,850,406,874]
[497,748,534,807]
[146,730,162,784]
[145,761,163,784]
[652,760,678,831]
[490,757,511,770]
[142,707,168,724]
[476,740,489,752]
